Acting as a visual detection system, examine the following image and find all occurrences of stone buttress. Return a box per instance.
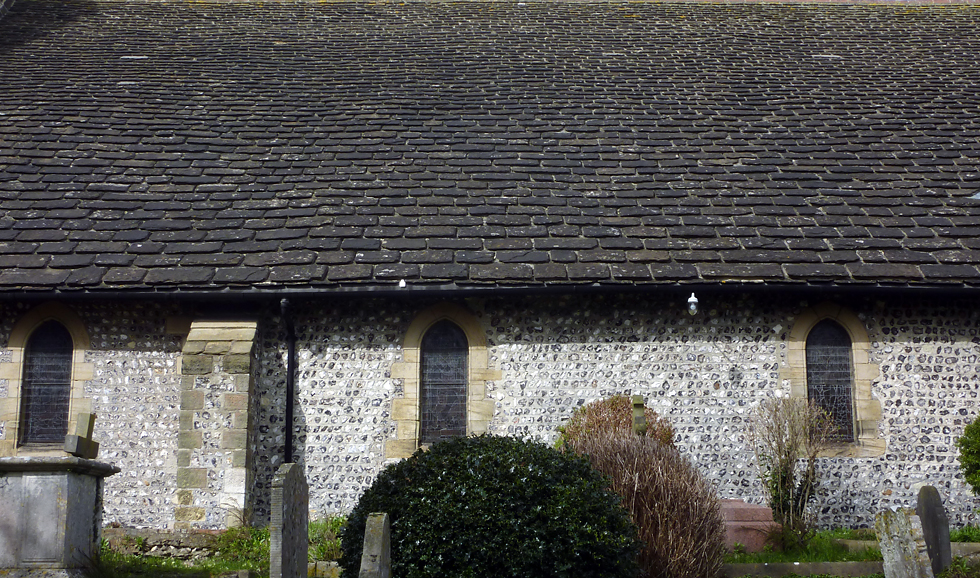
[176,321,259,529]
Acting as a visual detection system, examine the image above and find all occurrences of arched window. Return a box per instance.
[419,320,467,444]
[805,319,854,442]
[20,320,74,445]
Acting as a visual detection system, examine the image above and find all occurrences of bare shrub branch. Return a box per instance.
[568,433,726,578]
[748,396,834,550]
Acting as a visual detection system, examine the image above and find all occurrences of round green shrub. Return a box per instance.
[340,435,640,578]
[557,394,675,449]
[956,417,980,495]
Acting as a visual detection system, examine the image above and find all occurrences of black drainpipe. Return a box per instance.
[280,298,296,464]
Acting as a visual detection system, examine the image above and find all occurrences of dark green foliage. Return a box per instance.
[340,435,640,578]
[956,418,980,495]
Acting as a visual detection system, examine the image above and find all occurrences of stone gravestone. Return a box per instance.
[270,463,308,578]
[876,508,934,578]
[64,412,100,459]
[359,512,391,578]
[631,395,647,436]
[916,485,952,576]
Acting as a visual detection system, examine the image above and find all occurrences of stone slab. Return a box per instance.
[720,499,776,553]
[0,458,118,570]
[916,485,952,577]
[270,463,308,578]
[876,508,934,578]
[359,512,390,578]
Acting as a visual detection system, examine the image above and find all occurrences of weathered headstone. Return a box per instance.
[270,463,308,578]
[916,485,952,576]
[631,395,646,436]
[64,412,100,459]
[359,512,391,578]
[876,508,934,578]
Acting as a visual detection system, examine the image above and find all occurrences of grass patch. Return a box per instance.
[90,515,345,577]
[725,530,882,564]
[309,515,345,562]
[951,526,980,543]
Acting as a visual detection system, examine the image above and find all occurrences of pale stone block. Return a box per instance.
[470,399,494,421]
[222,392,249,411]
[70,397,93,416]
[390,398,417,421]
[857,398,882,420]
[0,363,20,380]
[231,449,248,468]
[0,396,17,419]
[230,341,254,354]
[389,362,412,379]
[177,468,208,489]
[232,412,250,430]
[178,431,203,449]
[855,362,880,382]
[401,348,419,365]
[177,449,192,468]
[180,375,199,390]
[179,410,195,430]
[384,439,417,459]
[181,390,205,410]
[223,354,252,375]
[176,489,194,506]
[224,467,247,495]
[221,429,248,450]
[182,355,214,376]
[204,341,233,355]
[74,362,94,381]
[234,374,252,392]
[470,348,489,368]
[395,420,418,439]
[182,340,207,354]
[187,323,258,343]
[175,506,206,522]
[0,440,14,457]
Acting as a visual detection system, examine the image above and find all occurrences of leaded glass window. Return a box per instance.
[806,320,854,442]
[20,321,73,444]
[420,320,467,444]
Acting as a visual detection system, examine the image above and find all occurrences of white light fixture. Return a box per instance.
[687,293,699,316]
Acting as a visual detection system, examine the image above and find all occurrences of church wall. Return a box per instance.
[251,293,980,529]
[0,301,184,528]
[1,293,978,530]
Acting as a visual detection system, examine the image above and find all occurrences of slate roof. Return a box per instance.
[2,0,980,296]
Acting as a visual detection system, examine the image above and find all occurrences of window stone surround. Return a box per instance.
[0,302,94,457]
[782,302,885,458]
[386,303,500,460]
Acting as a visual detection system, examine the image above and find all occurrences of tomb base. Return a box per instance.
[0,457,120,572]
[720,499,777,553]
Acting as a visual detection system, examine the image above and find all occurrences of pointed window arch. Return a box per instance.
[420,320,468,444]
[20,320,74,444]
[386,303,500,459]
[784,302,883,457]
[0,303,94,456]
[805,319,854,442]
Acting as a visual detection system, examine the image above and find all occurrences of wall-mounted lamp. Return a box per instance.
[687,293,699,316]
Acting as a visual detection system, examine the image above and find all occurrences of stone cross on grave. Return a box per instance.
[64,412,100,459]
[632,395,647,436]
